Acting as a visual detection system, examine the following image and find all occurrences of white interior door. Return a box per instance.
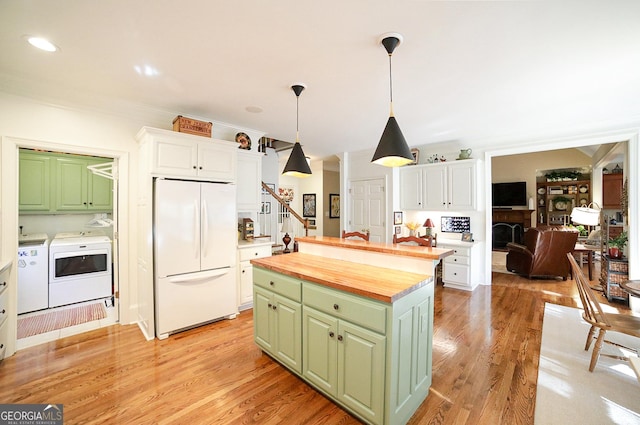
[349,178,386,242]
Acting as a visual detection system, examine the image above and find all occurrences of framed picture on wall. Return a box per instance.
[394,211,403,225]
[329,193,340,218]
[395,226,401,235]
[303,193,316,217]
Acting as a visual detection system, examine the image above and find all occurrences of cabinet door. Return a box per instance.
[87,159,113,211]
[448,162,475,210]
[423,166,447,209]
[19,153,51,211]
[254,286,274,353]
[152,138,198,177]
[602,174,623,209]
[237,152,261,211]
[197,142,237,182]
[399,167,423,210]
[303,307,338,396]
[274,294,302,374]
[239,262,253,306]
[54,157,88,210]
[338,321,385,424]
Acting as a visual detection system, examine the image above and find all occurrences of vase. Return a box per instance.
[409,229,416,237]
[608,247,621,258]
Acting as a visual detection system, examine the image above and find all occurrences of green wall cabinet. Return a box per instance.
[19,150,113,213]
[19,152,52,211]
[254,266,434,425]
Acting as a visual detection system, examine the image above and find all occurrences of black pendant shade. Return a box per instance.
[371,33,414,167]
[282,84,312,178]
[282,141,312,177]
[371,116,413,167]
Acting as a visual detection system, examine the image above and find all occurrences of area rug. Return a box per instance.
[491,250,513,274]
[17,303,107,339]
[535,303,640,425]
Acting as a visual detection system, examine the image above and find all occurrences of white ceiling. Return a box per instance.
[2,1,640,161]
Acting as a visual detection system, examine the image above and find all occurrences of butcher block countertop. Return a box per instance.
[295,236,453,261]
[250,252,432,303]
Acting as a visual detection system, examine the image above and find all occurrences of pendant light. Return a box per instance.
[371,33,414,167]
[282,84,312,177]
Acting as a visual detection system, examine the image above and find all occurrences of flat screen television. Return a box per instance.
[492,181,527,208]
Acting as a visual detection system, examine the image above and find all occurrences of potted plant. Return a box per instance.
[608,231,627,259]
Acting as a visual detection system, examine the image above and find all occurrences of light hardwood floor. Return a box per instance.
[0,264,631,425]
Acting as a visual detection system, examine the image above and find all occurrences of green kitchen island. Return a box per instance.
[250,242,452,425]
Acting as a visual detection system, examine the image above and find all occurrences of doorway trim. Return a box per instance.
[483,129,639,285]
[1,136,130,357]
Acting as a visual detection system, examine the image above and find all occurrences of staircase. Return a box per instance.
[256,181,308,255]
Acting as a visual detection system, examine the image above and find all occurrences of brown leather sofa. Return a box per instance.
[506,227,579,280]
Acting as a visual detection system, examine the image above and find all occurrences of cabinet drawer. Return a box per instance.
[443,263,469,284]
[441,246,470,257]
[0,267,8,296]
[239,245,271,262]
[444,255,470,266]
[0,289,8,328]
[254,267,302,302]
[0,318,7,361]
[303,283,387,335]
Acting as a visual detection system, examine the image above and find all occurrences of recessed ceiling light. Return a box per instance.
[246,106,263,113]
[133,64,159,77]
[26,36,58,52]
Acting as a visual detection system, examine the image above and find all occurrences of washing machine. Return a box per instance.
[18,233,50,314]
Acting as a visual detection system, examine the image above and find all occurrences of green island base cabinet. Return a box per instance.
[253,266,434,425]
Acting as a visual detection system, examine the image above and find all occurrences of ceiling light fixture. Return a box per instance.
[26,36,58,52]
[282,84,312,178]
[371,33,413,167]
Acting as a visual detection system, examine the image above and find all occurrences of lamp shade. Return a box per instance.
[371,116,414,167]
[423,218,434,228]
[281,216,293,234]
[570,206,600,226]
[282,142,312,177]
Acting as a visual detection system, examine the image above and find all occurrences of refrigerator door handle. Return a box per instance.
[194,199,200,260]
[202,198,209,258]
[167,268,230,284]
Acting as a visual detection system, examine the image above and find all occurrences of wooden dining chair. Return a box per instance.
[567,253,640,373]
[341,230,369,241]
[392,234,433,247]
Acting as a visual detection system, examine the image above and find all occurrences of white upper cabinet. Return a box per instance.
[400,160,477,211]
[137,127,237,183]
[236,150,262,212]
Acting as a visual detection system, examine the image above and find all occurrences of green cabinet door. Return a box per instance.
[303,306,385,425]
[87,159,113,210]
[54,157,88,210]
[338,320,385,424]
[303,307,338,395]
[54,156,113,212]
[254,286,302,374]
[19,152,51,211]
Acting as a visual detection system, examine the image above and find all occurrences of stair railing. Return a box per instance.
[261,182,309,237]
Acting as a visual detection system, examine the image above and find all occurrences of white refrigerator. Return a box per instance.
[154,178,237,338]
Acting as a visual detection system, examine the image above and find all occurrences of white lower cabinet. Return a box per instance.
[237,243,271,309]
[253,266,435,425]
[438,240,482,291]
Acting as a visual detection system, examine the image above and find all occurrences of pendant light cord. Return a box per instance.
[388,53,394,117]
[296,94,300,143]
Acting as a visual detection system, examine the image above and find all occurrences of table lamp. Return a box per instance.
[570,202,601,226]
[423,218,435,236]
[281,216,293,253]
